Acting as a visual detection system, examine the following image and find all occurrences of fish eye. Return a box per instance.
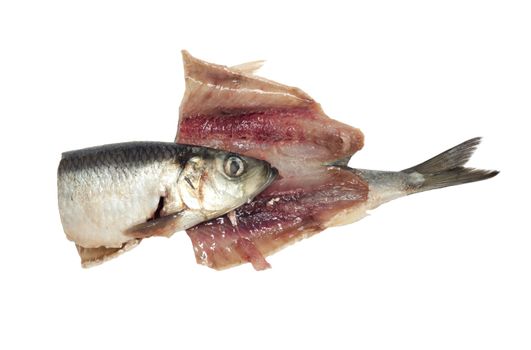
[224,156,245,177]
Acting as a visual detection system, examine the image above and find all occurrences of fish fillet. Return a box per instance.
[176,52,368,270]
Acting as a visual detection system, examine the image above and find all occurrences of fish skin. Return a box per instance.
[57,141,277,265]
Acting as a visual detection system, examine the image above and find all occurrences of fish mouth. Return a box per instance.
[266,167,279,187]
[251,167,278,202]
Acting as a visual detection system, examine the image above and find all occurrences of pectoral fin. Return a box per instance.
[76,239,140,268]
[125,212,183,239]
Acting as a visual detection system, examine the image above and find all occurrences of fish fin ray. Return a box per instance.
[230,60,265,75]
[402,137,499,192]
[403,137,482,174]
[124,212,183,239]
[412,168,499,193]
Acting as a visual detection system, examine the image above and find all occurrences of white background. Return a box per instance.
[1,1,529,349]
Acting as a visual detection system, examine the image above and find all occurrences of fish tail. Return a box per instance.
[402,137,499,193]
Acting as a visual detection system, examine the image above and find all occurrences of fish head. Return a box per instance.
[178,151,278,216]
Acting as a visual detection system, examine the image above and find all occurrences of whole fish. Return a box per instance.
[57,142,277,267]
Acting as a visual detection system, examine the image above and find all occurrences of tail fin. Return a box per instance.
[402,137,499,193]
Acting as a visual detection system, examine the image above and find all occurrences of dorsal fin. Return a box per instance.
[179,50,315,118]
[230,60,265,75]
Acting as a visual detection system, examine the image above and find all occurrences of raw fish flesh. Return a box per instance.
[176,52,498,270]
